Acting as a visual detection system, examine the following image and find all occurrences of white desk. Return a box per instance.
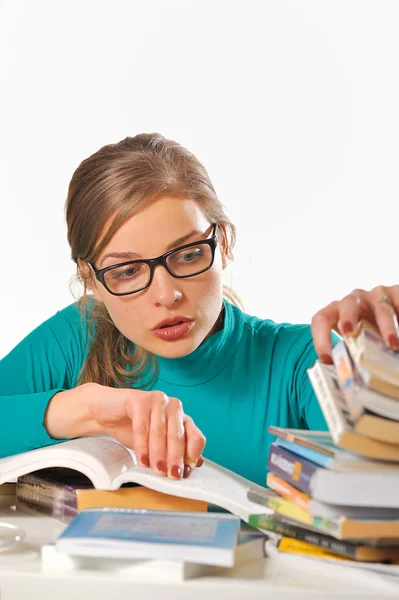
[0,505,398,600]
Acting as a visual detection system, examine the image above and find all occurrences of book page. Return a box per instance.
[112,459,271,522]
[0,437,134,488]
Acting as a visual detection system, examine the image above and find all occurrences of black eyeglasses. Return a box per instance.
[89,224,218,296]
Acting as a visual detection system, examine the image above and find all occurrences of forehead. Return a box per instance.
[98,196,210,262]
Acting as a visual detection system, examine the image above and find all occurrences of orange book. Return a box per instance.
[16,468,207,523]
[267,472,310,511]
[76,486,207,512]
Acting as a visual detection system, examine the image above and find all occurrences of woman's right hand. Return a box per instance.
[45,382,206,480]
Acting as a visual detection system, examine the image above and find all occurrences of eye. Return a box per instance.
[110,264,144,280]
[175,248,204,262]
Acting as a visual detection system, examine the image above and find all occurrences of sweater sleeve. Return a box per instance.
[0,304,88,457]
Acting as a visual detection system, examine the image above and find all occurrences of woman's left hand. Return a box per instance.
[311,285,399,364]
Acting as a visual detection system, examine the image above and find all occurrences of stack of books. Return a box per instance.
[247,321,399,573]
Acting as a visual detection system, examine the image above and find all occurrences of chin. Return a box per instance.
[150,331,206,359]
[154,340,200,359]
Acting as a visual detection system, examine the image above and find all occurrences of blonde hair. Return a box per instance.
[65,133,241,388]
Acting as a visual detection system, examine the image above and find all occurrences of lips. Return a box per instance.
[152,316,193,330]
[151,316,195,341]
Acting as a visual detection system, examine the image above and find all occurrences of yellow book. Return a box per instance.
[277,537,352,562]
[264,495,313,525]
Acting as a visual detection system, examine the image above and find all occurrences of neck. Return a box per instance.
[204,304,225,341]
[156,299,244,387]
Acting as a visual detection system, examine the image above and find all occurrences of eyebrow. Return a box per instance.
[99,229,205,267]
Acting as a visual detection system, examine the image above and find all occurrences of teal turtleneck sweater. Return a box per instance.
[0,299,329,485]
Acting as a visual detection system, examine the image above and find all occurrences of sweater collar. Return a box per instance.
[155,300,244,386]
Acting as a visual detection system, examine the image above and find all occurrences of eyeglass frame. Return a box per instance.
[88,223,219,296]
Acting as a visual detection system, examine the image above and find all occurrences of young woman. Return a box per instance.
[1,133,398,486]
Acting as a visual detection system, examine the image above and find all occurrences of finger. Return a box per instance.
[148,393,169,476]
[183,460,205,478]
[129,391,151,468]
[336,288,378,338]
[311,301,339,363]
[311,290,375,363]
[369,286,399,350]
[336,291,363,335]
[387,285,399,345]
[184,455,204,477]
[165,397,186,479]
[183,415,206,476]
[387,285,399,322]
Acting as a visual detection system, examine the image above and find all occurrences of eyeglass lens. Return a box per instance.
[104,243,213,294]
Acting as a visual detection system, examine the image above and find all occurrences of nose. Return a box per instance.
[149,265,183,307]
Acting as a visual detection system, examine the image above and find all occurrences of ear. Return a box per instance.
[218,225,229,270]
[77,259,103,302]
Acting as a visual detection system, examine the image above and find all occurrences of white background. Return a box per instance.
[1,0,398,359]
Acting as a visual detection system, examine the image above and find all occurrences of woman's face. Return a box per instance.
[88,196,228,358]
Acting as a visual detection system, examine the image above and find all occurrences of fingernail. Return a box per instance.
[388,334,399,350]
[341,321,353,334]
[140,454,150,468]
[156,460,167,474]
[183,464,192,478]
[320,354,333,365]
[196,456,204,468]
[171,465,182,479]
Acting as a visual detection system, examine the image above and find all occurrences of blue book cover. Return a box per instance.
[56,508,241,566]
[267,443,319,494]
[275,438,331,468]
[274,436,369,470]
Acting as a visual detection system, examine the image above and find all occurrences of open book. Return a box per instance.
[0,436,269,523]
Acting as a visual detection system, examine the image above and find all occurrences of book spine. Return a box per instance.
[262,495,313,525]
[275,439,330,469]
[332,341,364,421]
[16,479,78,524]
[343,331,364,366]
[267,444,318,495]
[307,361,350,446]
[16,480,78,512]
[276,537,350,562]
[16,497,77,523]
[266,472,310,511]
[18,471,81,496]
[343,326,399,388]
[17,475,79,510]
[247,514,358,559]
